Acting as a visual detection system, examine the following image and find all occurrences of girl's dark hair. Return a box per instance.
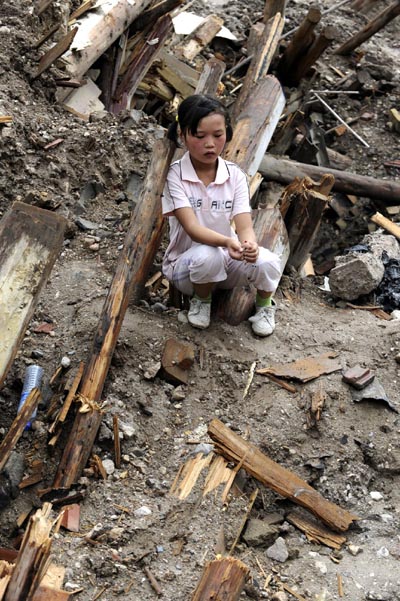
[167,94,233,147]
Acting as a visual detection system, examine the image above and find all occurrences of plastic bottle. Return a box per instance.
[18,365,44,429]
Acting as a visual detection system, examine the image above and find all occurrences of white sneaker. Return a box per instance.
[188,297,211,329]
[248,301,276,337]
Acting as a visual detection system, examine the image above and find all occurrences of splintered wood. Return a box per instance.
[208,419,358,532]
[192,556,250,601]
[287,511,347,549]
[170,452,234,500]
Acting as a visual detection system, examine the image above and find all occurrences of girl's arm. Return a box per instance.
[175,207,243,260]
[234,212,259,263]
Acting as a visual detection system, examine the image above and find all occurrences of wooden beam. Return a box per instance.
[175,14,224,62]
[259,155,400,204]
[291,25,338,85]
[208,419,358,532]
[264,0,287,22]
[370,212,400,240]
[111,14,172,113]
[277,5,321,80]
[335,0,400,55]
[35,27,78,78]
[53,138,175,489]
[61,0,154,81]
[0,203,66,389]
[281,175,334,270]
[233,13,284,123]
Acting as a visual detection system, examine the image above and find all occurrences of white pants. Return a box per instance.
[169,244,282,296]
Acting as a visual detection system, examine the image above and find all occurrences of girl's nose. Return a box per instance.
[205,139,214,147]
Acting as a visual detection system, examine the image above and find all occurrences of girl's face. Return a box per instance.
[182,112,227,169]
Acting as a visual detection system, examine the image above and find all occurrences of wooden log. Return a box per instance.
[0,390,41,474]
[61,0,153,81]
[335,0,400,55]
[232,14,284,123]
[224,76,285,177]
[264,0,287,22]
[370,212,400,240]
[259,155,400,204]
[216,207,289,325]
[208,419,358,532]
[111,14,172,113]
[0,203,66,390]
[175,14,224,62]
[192,556,250,601]
[53,138,175,489]
[277,5,321,81]
[291,25,338,85]
[281,175,334,270]
[4,504,54,601]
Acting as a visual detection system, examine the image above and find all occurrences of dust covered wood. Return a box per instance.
[192,556,250,601]
[208,418,358,532]
[0,203,66,389]
[53,138,175,489]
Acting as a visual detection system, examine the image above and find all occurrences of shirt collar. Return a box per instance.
[180,151,230,184]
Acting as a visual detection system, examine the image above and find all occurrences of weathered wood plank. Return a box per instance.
[0,203,66,389]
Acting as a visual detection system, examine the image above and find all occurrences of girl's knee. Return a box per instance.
[189,246,225,280]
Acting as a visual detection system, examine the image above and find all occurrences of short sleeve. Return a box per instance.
[231,166,251,217]
[161,164,191,216]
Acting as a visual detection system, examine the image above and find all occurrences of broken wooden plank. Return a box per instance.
[68,0,96,23]
[130,0,185,33]
[61,0,154,81]
[4,504,54,601]
[155,48,199,98]
[0,203,66,389]
[53,138,175,489]
[176,14,224,62]
[287,511,347,549]
[277,6,321,83]
[35,27,78,78]
[0,390,41,474]
[170,452,214,499]
[112,14,172,113]
[370,211,400,240]
[291,25,338,85]
[208,419,358,532]
[225,76,285,177]
[194,57,225,95]
[259,155,400,204]
[264,0,287,22]
[280,175,334,271]
[335,0,400,55]
[233,15,284,123]
[256,352,342,382]
[192,556,250,600]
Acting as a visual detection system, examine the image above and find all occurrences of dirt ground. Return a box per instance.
[0,1,400,600]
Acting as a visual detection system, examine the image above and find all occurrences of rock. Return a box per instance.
[119,421,136,439]
[271,593,288,601]
[366,591,392,600]
[348,543,362,556]
[370,491,383,501]
[171,386,186,401]
[102,459,115,475]
[243,519,280,547]
[75,217,100,231]
[134,505,152,517]
[3,451,25,497]
[61,356,71,368]
[266,536,289,562]
[329,254,384,301]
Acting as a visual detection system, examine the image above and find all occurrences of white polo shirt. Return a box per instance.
[161,151,251,279]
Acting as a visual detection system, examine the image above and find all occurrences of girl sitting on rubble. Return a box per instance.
[161,94,281,337]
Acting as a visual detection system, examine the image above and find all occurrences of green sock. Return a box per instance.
[256,293,272,308]
[194,292,212,303]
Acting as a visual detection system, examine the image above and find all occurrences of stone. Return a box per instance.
[266,536,289,562]
[134,505,152,517]
[102,459,115,475]
[243,519,280,547]
[329,254,384,301]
